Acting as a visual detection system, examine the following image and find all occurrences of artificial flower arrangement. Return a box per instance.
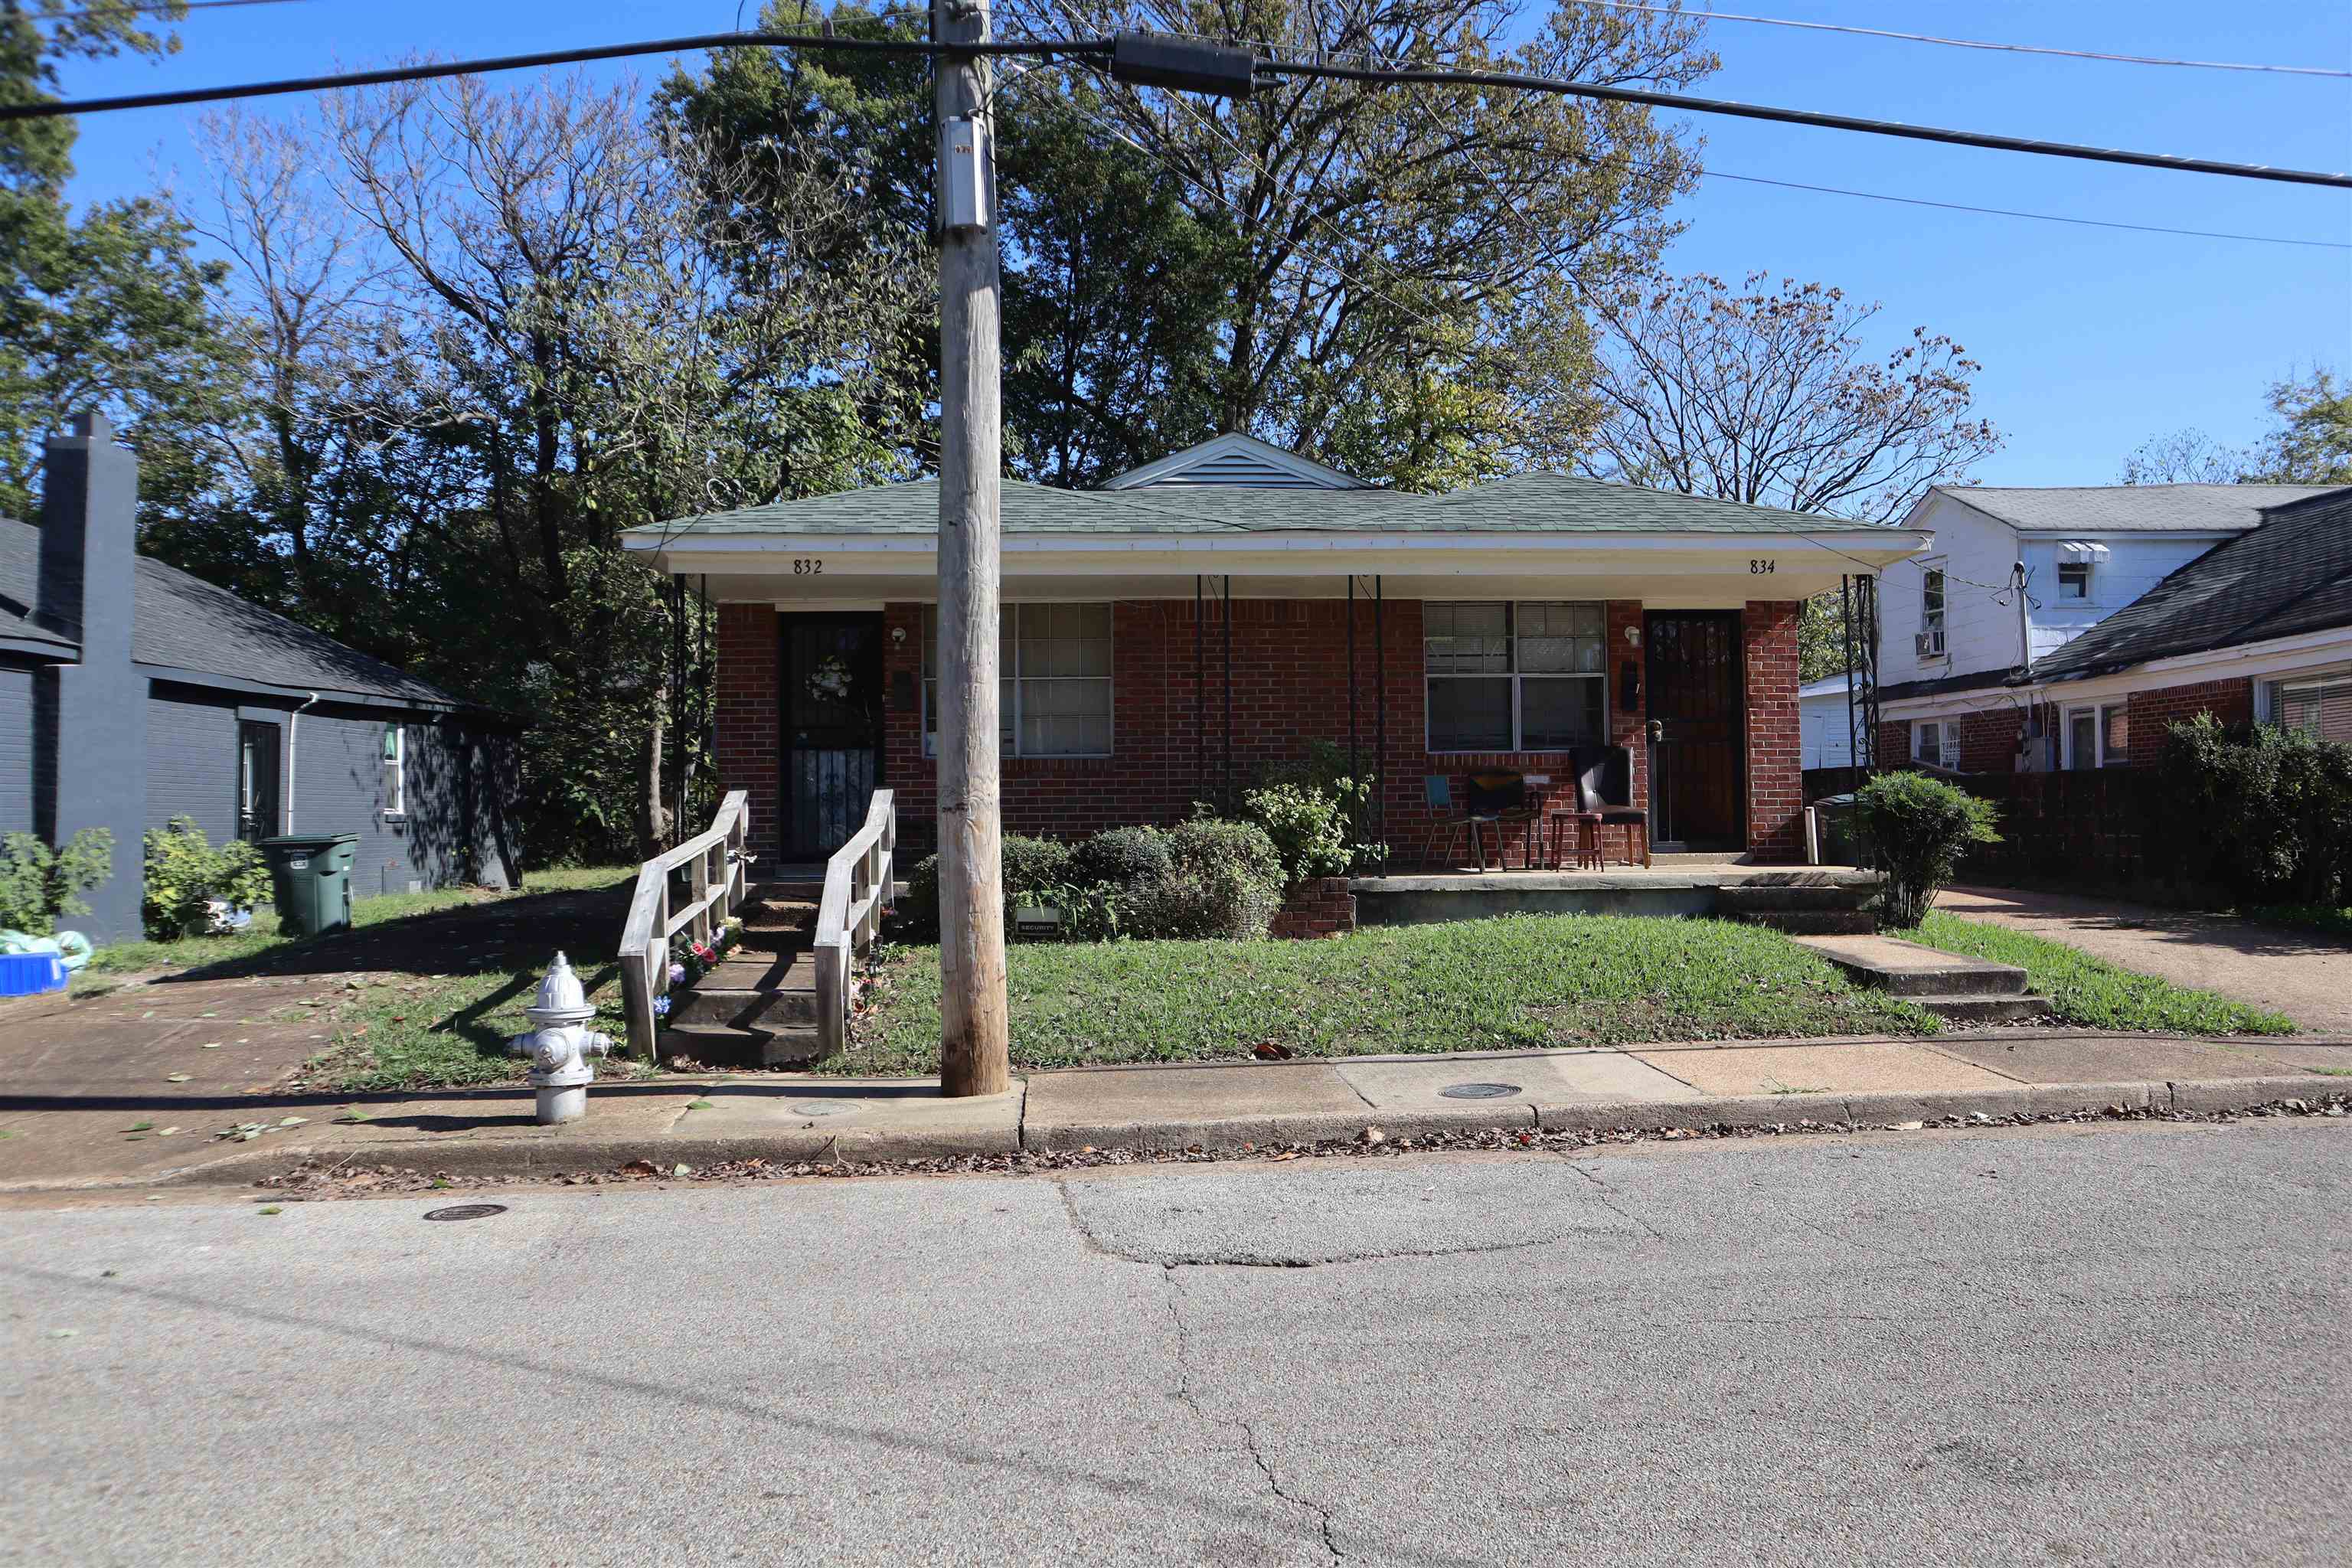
[666,917,745,991]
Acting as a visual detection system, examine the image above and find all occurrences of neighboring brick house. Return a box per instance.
[0,414,521,941]
[1878,484,2352,776]
[623,434,1926,867]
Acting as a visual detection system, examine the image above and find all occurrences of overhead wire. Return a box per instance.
[1566,2,2352,80]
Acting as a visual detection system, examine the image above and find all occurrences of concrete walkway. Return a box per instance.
[2,1029,2337,1191]
[1938,884,2352,1034]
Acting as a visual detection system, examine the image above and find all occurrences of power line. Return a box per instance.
[1253,57,2352,189]
[0,28,1112,122]
[1700,167,2351,251]
[1570,2,2352,80]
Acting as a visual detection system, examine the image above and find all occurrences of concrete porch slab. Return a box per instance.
[1338,1051,1704,1110]
[1628,1041,2019,1098]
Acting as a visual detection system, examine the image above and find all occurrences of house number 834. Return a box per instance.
[1749,559,1776,574]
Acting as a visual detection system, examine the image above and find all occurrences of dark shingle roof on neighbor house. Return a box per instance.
[0,518,475,709]
[1939,482,2335,534]
[2031,486,2352,681]
[632,471,1904,541]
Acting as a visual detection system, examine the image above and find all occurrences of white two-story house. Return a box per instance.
[1875,483,2337,773]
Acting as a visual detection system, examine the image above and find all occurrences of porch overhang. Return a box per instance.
[626,528,1930,608]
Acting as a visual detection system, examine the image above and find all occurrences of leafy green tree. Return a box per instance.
[0,2,243,521]
[2121,368,2352,488]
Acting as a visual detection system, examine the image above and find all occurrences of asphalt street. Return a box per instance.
[3,1119,2346,1567]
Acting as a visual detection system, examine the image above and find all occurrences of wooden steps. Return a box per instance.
[655,886,828,1068]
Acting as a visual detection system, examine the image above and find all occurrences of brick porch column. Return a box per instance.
[1743,600,1803,862]
[714,603,779,859]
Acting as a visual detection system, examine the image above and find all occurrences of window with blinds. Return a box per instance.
[1425,601,1605,753]
[923,604,1113,758]
[2269,675,2352,746]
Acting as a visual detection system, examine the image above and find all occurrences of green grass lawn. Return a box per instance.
[841,914,1941,1076]
[1900,910,2295,1036]
[2241,904,2352,942]
[82,867,654,1091]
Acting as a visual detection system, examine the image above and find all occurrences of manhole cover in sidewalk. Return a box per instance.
[1439,1082,1523,1100]
[423,1204,508,1222]
[790,1102,864,1117]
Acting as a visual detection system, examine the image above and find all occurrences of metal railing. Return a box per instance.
[813,789,897,1060]
[617,789,751,1060]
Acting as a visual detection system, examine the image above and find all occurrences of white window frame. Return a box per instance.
[1423,600,1607,755]
[383,723,407,817]
[2056,560,2093,603]
[2262,667,2352,741]
[2061,703,2129,769]
[1919,563,1948,659]
[1912,718,1960,771]
[922,603,1115,760]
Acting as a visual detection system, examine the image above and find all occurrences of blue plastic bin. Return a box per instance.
[0,951,67,997]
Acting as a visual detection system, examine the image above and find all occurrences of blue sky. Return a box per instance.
[51,1,2352,487]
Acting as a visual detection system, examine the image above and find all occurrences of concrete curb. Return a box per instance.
[38,1070,2332,1192]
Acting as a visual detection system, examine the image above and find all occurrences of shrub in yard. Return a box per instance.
[142,818,273,939]
[1128,818,1285,939]
[0,828,114,936]
[1257,742,1387,871]
[1066,825,1172,891]
[1243,781,1367,887]
[1853,772,2000,927]
[894,834,1072,941]
[2160,714,2352,904]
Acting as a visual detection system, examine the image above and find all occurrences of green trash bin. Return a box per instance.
[260,833,359,938]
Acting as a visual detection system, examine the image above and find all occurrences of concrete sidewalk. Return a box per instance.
[2,1030,2341,1191]
[1939,884,2352,1034]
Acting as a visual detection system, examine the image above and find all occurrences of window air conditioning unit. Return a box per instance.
[1915,630,1945,658]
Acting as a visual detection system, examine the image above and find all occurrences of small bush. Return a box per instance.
[893,834,1071,942]
[1258,742,1387,871]
[1854,772,2001,927]
[1067,825,1172,891]
[2160,714,2352,904]
[0,828,114,936]
[1134,818,1285,939]
[142,818,272,939]
[1243,781,1366,887]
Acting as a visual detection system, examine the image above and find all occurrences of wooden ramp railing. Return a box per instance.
[618,789,751,1060]
[814,789,897,1059]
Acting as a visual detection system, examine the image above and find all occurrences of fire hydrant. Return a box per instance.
[508,952,611,1125]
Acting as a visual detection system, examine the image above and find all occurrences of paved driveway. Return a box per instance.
[1939,884,2352,1036]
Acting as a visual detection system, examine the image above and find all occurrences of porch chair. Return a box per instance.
[1571,745,1651,868]
[1466,770,1542,870]
[1420,774,1504,871]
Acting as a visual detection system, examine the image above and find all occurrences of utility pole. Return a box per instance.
[933,0,1010,1097]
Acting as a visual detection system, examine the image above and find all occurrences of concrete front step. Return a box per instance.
[1795,934,2030,998]
[1908,994,2056,1025]
[1723,910,1879,936]
[657,1021,825,1070]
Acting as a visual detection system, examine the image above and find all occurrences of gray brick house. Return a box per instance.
[0,414,521,941]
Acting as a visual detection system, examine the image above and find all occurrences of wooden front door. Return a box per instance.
[779,614,884,861]
[1644,611,1746,851]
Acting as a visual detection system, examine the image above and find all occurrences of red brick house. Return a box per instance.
[622,436,1927,866]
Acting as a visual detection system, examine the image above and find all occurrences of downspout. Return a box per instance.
[286,691,320,832]
[2010,562,2040,770]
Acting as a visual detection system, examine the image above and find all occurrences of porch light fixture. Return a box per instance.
[1108,31,1257,98]
[1623,626,1641,647]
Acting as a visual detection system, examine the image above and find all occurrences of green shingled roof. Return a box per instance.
[626,472,1902,541]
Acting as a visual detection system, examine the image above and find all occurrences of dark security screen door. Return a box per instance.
[1644,611,1746,851]
[780,614,884,861]
[237,721,280,843]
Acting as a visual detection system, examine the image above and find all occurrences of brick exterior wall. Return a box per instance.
[1959,707,2027,773]
[1269,876,1356,939]
[716,595,1811,866]
[2126,677,2253,764]
[716,603,782,858]
[1743,601,1804,862]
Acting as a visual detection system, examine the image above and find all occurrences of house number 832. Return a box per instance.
[793,558,824,575]
[1749,559,1776,574]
